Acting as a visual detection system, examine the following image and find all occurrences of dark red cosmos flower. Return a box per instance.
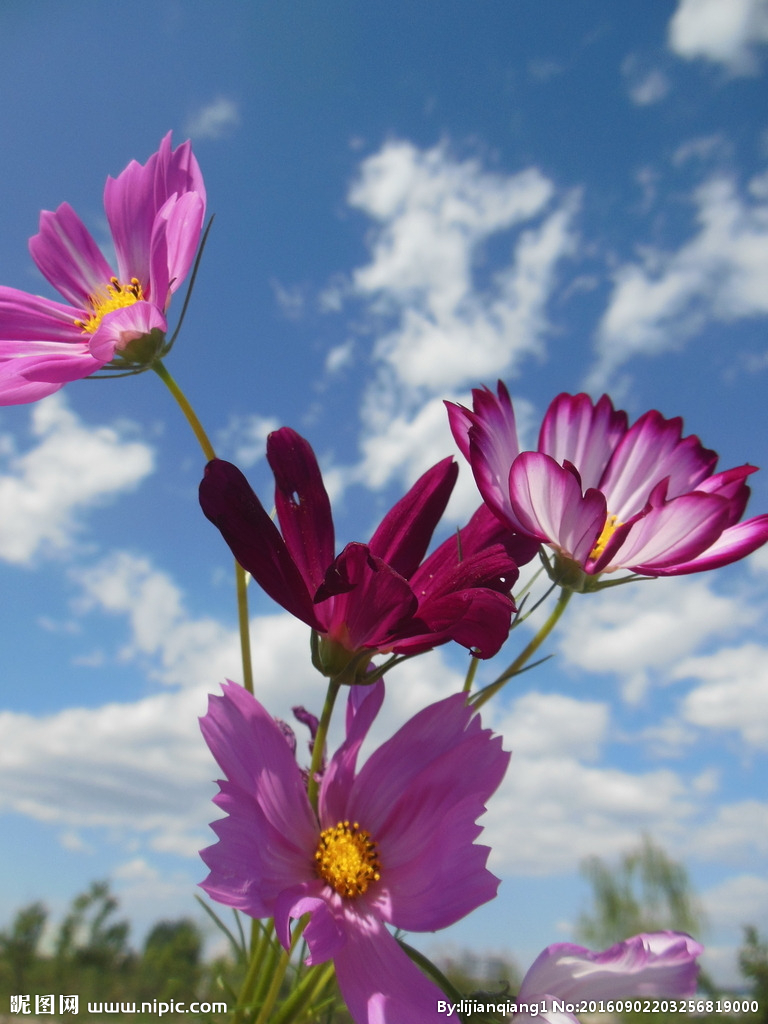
[199,427,536,668]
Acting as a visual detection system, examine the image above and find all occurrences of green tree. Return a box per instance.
[577,834,705,947]
[0,901,47,992]
[54,880,132,998]
[139,918,202,1002]
[738,925,768,1023]
[576,836,707,1024]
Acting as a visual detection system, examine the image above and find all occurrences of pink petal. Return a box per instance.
[321,682,385,826]
[28,203,114,307]
[333,913,446,1024]
[447,381,521,525]
[0,287,85,347]
[509,452,607,563]
[273,884,345,963]
[600,493,730,573]
[647,514,768,575]
[104,133,205,292]
[539,392,627,492]
[518,932,702,1004]
[341,695,508,929]
[199,683,318,850]
[153,191,206,296]
[600,410,717,520]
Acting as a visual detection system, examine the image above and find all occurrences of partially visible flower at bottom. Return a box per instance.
[512,932,703,1023]
[199,680,509,1024]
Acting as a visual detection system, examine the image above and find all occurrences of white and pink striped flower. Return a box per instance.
[448,382,768,584]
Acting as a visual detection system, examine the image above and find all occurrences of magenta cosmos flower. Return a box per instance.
[200,680,509,1024]
[0,133,206,405]
[510,932,703,1023]
[199,427,536,667]
[448,382,768,586]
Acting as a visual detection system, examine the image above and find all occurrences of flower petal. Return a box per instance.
[342,695,509,930]
[600,410,717,520]
[509,452,607,563]
[199,459,322,629]
[153,190,206,297]
[28,203,114,307]
[645,513,768,576]
[368,457,457,580]
[104,133,205,291]
[321,682,386,826]
[333,913,446,1024]
[447,381,520,524]
[199,683,317,846]
[0,287,85,346]
[267,428,336,595]
[539,392,627,492]
[517,932,703,1004]
[316,543,418,650]
[599,493,731,573]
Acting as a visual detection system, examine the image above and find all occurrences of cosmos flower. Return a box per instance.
[0,133,206,405]
[448,382,768,586]
[199,427,535,666]
[199,680,509,1024]
[512,932,703,1023]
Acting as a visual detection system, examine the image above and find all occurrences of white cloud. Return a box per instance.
[0,395,154,566]
[184,97,240,140]
[558,575,753,704]
[676,643,768,748]
[589,171,768,389]
[330,140,577,492]
[669,0,768,74]
[485,691,695,875]
[348,141,575,392]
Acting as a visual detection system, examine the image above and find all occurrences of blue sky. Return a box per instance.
[1,0,768,990]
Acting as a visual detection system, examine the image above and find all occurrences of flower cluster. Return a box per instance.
[199,426,538,673]
[6,136,765,1024]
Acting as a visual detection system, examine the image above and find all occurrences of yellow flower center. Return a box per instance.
[590,513,623,560]
[74,277,144,334]
[314,820,381,898]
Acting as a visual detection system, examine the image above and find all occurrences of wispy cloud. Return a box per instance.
[326,140,578,494]
[184,96,240,140]
[588,171,768,389]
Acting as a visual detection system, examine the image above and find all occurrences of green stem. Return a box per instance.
[252,919,307,1024]
[471,587,573,710]
[306,677,342,812]
[152,359,216,461]
[151,359,254,694]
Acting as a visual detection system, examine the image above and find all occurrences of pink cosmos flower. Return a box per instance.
[448,382,768,585]
[0,133,206,405]
[199,427,537,664]
[199,680,509,1024]
[512,932,703,1023]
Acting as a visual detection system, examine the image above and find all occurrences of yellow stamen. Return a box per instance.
[590,513,622,560]
[315,820,381,898]
[74,277,144,334]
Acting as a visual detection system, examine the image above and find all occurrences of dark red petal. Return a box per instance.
[267,427,335,594]
[368,457,457,579]
[199,459,321,629]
